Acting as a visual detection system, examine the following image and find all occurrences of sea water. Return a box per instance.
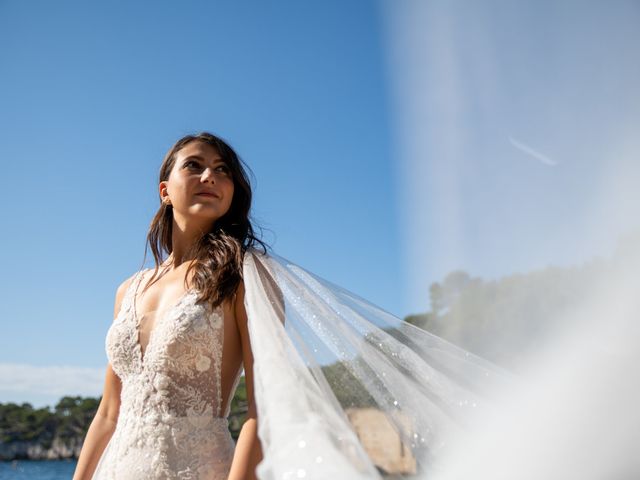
[0,460,77,480]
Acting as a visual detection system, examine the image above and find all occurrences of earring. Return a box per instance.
[163,196,172,206]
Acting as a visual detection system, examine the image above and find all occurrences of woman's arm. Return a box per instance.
[72,277,130,480]
[72,363,121,479]
[227,280,263,480]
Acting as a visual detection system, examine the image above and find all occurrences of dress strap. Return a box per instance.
[131,268,150,308]
[120,268,147,315]
[133,268,149,294]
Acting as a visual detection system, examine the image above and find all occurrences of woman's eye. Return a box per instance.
[183,161,229,175]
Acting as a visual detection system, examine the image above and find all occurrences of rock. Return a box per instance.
[345,407,417,475]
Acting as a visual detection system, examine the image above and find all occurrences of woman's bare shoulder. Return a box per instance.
[112,270,142,318]
[116,269,143,296]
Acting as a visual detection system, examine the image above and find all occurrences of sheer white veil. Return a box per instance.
[241,246,519,480]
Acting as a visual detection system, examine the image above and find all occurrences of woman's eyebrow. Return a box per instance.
[183,155,224,164]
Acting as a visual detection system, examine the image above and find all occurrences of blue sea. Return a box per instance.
[0,460,77,479]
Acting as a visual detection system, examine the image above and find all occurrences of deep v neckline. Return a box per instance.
[131,269,196,366]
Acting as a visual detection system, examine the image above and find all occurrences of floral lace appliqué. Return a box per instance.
[94,269,239,480]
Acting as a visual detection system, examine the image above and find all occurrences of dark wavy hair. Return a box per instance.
[139,131,269,312]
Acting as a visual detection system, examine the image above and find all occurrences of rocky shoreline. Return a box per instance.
[0,436,83,461]
[0,390,249,462]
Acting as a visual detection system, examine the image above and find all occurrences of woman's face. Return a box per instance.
[160,140,235,226]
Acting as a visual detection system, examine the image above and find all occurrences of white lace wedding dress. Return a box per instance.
[88,249,515,480]
[92,268,242,480]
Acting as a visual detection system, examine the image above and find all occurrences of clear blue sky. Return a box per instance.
[0,1,402,407]
[1,1,639,408]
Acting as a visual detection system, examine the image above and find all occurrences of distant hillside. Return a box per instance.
[0,377,250,461]
[403,242,633,372]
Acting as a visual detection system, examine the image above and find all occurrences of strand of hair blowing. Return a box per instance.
[188,227,245,312]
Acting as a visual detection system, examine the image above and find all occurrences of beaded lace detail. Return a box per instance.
[92,268,240,480]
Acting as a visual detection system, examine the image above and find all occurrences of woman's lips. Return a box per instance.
[196,193,219,198]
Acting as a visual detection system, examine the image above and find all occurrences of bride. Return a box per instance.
[73,132,267,479]
[73,131,515,480]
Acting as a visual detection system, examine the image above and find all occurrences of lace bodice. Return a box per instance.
[92,268,241,479]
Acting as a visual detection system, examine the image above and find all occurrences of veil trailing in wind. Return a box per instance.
[241,247,519,480]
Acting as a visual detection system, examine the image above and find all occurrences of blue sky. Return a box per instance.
[0,1,401,407]
[1,1,639,408]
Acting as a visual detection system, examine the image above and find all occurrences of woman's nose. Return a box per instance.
[201,167,216,183]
